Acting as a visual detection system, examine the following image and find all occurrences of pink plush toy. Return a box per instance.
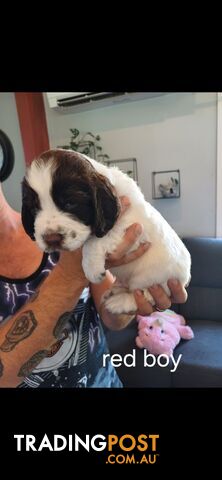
[136,310,194,356]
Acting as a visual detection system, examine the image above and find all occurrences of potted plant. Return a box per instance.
[58,128,110,162]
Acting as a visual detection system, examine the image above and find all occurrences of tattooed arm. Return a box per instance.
[0,249,88,387]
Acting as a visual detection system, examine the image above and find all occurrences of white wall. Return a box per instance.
[44,92,217,237]
[0,92,25,211]
[216,93,222,237]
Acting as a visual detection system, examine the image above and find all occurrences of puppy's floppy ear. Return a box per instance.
[21,178,37,240]
[92,173,121,237]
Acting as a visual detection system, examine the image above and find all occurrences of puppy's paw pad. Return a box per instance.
[88,271,106,284]
[97,271,106,281]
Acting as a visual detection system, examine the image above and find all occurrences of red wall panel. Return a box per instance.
[15,93,49,165]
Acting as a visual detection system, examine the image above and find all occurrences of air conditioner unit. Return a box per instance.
[46,92,167,114]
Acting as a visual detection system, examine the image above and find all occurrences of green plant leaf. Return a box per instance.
[65,129,109,162]
[70,142,78,149]
[86,132,97,139]
[70,128,79,138]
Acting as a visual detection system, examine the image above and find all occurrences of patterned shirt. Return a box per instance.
[0,253,122,388]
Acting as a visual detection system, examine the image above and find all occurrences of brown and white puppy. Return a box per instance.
[22,149,191,315]
[22,149,120,251]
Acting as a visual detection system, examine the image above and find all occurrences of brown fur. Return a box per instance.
[21,178,41,240]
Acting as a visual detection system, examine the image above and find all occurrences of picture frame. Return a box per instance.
[152,170,180,199]
[103,158,138,182]
[0,130,15,182]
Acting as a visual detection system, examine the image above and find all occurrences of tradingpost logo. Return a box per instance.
[13,433,160,465]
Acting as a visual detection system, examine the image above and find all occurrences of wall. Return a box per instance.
[44,92,217,237]
[0,92,25,211]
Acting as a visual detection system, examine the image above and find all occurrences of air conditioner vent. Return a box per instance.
[57,92,126,107]
[46,92,169,113]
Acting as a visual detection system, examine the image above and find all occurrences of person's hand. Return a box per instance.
[134,280,188,316]
[105,196,150,268]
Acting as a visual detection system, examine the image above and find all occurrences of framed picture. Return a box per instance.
[152,170,180,199]
[0,130,15,182]
[103,158,138,182]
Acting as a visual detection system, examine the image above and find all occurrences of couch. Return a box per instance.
[105,237,222,387]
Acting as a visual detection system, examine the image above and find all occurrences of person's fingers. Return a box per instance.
[119,196,131,216]
[118,242,150,264]
[148,285,172,311]
[106,223,144,263]
[167,279,188,303]
[105,241,150,268]
[134,281,187,316]
[134,290,155,316]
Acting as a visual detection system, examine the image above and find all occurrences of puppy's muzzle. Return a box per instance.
[42,232,64,249]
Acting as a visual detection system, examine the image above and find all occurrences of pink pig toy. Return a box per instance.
[136,310,194,356]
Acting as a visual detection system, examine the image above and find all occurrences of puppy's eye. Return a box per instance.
[161,329,164,334]
[149,326,153,330]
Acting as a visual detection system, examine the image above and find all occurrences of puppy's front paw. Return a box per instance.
[82,255,106,284]
[86,269,106,284]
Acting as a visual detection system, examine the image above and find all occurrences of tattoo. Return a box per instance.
[0,310,37,352]
[53,312,71,339]
[18,350,48,377]
[29,290,40,303]
[0,358,3,377]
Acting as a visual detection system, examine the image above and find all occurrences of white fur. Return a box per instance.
[26,153,191,315]
[81,156,191,313]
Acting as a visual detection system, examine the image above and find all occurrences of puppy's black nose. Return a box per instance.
[42,232,64,248]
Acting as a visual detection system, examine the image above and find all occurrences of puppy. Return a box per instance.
[22,149,191,318]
